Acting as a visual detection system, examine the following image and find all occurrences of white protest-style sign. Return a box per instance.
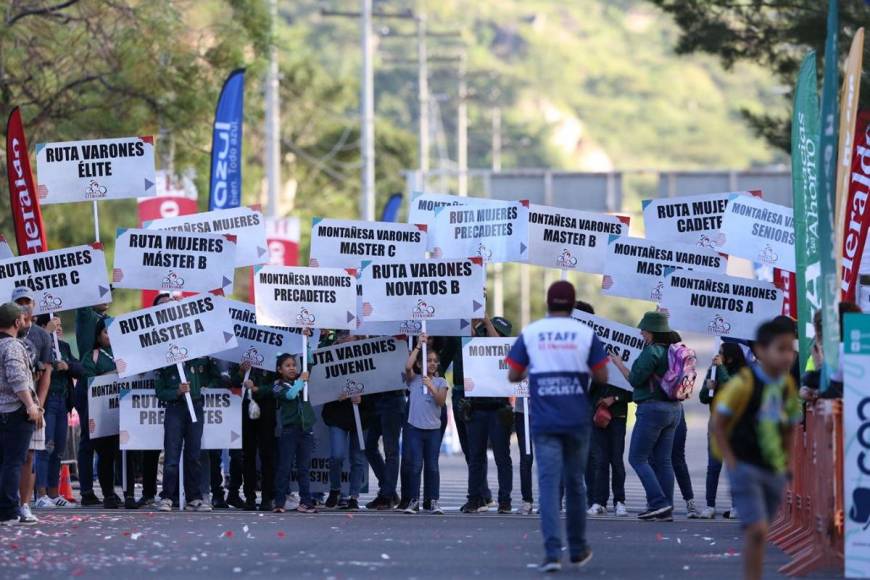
[0,235,13,260]
[719,194,796,272]
[119,387,242,450]
[358,258,486,322]
[145,206,268,268]
[570,310,644,392]
[87,372,157,439]
[35,136,156,204]
[307,336,409,407]
[659,269,783,340]
[108,294,238,378]
[356,317,472,337]
[528,204,629,273]
[0,243,111,314]
[254,265,357,330]
[642,191,760,250]
[601,236,727,303]
[212,300,306,371]
[407,193,504,249]
[309,218,428,268]
[461,337,528,398]
[112,228,236,294]
[431,199,530,263]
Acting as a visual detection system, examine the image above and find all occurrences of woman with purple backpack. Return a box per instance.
[612,312,695,522]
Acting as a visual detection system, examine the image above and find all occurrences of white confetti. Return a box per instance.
[676,538,681,544]
[243,525,249,533]
[683,565,690,571]
[233,567,242,573]
[381,553,391,560]
[130,532,142,540]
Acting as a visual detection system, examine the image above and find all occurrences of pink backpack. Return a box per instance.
[653,343,697,401]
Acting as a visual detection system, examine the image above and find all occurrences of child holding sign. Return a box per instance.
[402,334,449,514]
[235,360,278,511]
[260,353,317,514]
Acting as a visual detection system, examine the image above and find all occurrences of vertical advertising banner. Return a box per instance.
[6,108,48,255]
[208,69,245,211]
[841,111,870,301]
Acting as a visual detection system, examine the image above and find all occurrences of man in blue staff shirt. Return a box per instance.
[506,281,608,573]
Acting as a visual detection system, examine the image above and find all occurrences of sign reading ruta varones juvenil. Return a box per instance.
[659,269,783,340]
[527,204,629,273]
[461,337,528,398]
[431,199,529,263]
[35,136,156,204]
[213,300,306,371]
[309,218,428,268]
[601,236,726,302]
[254,265,357,330]
[719,194,796,272]
[307,336,409,406]
[570,310,643,392]
[0,243,111,314]
[642,191,759,249]
[145,206,268,268]
[108,294,238,378]
[358,258,485,322]
[112,228,236,294]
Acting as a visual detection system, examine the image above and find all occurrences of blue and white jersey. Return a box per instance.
[506,316,608,435]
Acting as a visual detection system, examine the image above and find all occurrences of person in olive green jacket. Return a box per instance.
[252,352,316,513]
[155,356,221,512]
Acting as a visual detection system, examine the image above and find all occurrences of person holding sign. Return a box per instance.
[506,281,608,573]
[34,315,83,510]
[402,334,449,515]
[259,353,317,514]
[82,318,123,509]
[155,357,221,512]
[321,394,372,511]
[231,360,277,511]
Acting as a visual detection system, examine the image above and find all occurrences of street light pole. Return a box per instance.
[417,10,429,177]
[360,0,375,221]
[265,0,281,218]
[457,52,468,197]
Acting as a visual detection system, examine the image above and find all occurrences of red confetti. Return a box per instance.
[122,531,131,537]
[223,530,234,538]
[276,531,286,539]
[9,543,18,550]
[656,533,664,541]
[71,567,86,576]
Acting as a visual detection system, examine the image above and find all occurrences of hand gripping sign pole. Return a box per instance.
[51,327,61,361]
[175,362,197,423]
[523,395,531,456]
[302,332,309,402]
[352,403,365,451]
[421,320,428,395]
[92,201,100,243]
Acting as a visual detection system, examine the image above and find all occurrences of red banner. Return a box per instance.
[6,108,47,255]
[247,217,299,303]
[841,110,870,301]
[774,268,797,318]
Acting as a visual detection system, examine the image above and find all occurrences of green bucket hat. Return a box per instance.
[637,311,671,334]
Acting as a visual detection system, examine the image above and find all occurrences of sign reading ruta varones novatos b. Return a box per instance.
[36,136,156,204]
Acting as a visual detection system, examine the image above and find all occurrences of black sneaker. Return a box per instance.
[212,496,229,509]
[342,498,360,511]
[124,496,139,510]
[460,500,483,514]
[422,499,432,511]
[103,495,122,509]
[539,560,562,573]
[226,493,245,510]
[498,502,512,514]
[654,510,674,522]
[637,505,672,520]
[80,491,102,506]
[376,496,396,511]
[325,490,341,509]
[570,548,593,568]
[365,496,386,510]
[396,498,411,512]
[390,494,400,507]
[135,496,155,509]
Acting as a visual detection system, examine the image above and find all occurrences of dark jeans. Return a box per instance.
[467,407,512,504]
[514,411,534,503]
[671,407,694,502]
[92,435,119,498]
[404,425,441,502]
[628,400,680,510]
[126,450,160,499]
[73,382,95,494]
[589,417,627,507]
[365,395,405,499]
[274,425,313,507]
[199,449,226,501]
[706,434,723,508]
[237,398,276,504]
[36,393,68,489]
[162,399,204,504]
[453,394,492,502]
[329,426,366,498]
[227,449,243,496]
[535,429,590,562]
[0,408,34,521]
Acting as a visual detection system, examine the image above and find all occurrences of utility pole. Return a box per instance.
[417,9,429,177]
[457,52,468,197]
[265,0,281,218]
[360,0,375,221]
[491,107,506,318]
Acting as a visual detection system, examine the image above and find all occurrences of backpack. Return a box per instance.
[652,343,697,401]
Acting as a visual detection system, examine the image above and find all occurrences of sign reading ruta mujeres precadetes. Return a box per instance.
[254,266,357,330]
[659,269,782,340]
[431,200,529,263]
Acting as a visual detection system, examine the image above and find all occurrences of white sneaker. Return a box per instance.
[285,492,300,511]
[157,498,173,512]
[429,500,444,515]
[52,496,74,508]
[615,502,629,517]
[403,499,419,514]
[185,500,213,512]
[520,501,534,515]
[586,503,606,516]
[18,504,38,524]
[699,506,716,519]
[724,507,738,519]
[686,499,701,519]
[35,495,58,509]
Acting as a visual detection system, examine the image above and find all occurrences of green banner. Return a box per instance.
[817,0,840,391]
[791,52,820,370]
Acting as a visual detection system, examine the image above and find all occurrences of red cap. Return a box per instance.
[547,281,576,311]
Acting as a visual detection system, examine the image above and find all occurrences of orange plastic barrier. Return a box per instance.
[58,464,76,503]
[769,399,844,577]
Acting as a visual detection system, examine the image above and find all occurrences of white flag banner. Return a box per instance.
[119,387,242,450]
[212,300,307,371]
[309,218,428,268]
[145,206,269,268]
[719,194,796,272]
[254,265,357,330]
[35,136,156,204]
[407,193,504,249]
[601,236,726,303]
[461,337,528,398]
[87,372,157,439]
[358,259,486,322]
[0,243,112,314]
[659,269,783,340]
[356,317,472,337]
[527,204,629,273]
[0,235,13,260]
[108,294,238,378]
[431,199,529,263]
[112,228,236,294]
[308,336,410,407]
[570,310,644,392]
[642,191,760,250]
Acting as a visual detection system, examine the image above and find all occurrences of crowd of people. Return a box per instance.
[0,281,855,578]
